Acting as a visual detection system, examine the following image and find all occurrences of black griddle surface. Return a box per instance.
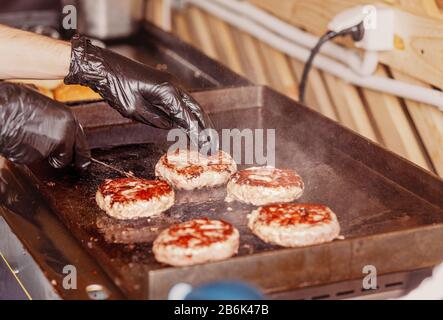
[29,87,443,299]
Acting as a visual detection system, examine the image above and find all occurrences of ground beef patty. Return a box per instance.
[96,178,174,220]
[155,149,237,190]
[248,203,340,247]
[225,166,304,206]
[153,218,240,267]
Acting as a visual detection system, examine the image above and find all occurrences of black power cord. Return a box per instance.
[298,22,365,104]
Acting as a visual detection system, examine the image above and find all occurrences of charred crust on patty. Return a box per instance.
[248,203,340,247]
[155,149,237,190]
[99,178,172,205]
[162,218,234,248]
[226,166,304,206]
[257,203,332,226]
[230,167,304,188]
[153,218,240,266]
[96,178,175,220]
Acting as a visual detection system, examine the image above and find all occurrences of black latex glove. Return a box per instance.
[0,158,33,215]
[65,34,216,151]
[0,83,91,169]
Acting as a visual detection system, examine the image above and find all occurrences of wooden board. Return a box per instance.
[231,31,270,85]
[187,7,219,60]
[289,59,339,121]
[249,0,443,89]
[361,67,431,171]
[391,70,443,176]
[323,73,378,142]
[258,42,298,99]
[207,18,245,76]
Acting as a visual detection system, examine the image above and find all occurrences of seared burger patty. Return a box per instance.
[155,149,237,190]
[225,166,304,206]
[96,178,174,220]
[248,203,340,247]
[153,218,239,267]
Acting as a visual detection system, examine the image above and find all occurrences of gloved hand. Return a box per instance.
[65,34,215,150]
[0,82,90,169]
[0,157,32,215]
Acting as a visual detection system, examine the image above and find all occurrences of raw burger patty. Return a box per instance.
[225,166,304,206]
[96,178,174,220]
[155,149,237,190]
[153,218,240,267]
[248,203,340,247]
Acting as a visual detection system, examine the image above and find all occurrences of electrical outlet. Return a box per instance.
[328,5,395,51]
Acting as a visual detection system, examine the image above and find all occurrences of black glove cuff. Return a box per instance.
[64,34,107,91]
[0,83,20,156]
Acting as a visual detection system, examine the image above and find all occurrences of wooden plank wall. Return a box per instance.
[146,0,443,178]
[249,0,443,89]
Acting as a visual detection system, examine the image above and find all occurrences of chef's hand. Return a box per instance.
[65,34,215,150]
[0,157,32,215]
[0,83,91,169]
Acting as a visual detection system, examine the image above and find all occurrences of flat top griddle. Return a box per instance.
[29,86,443,299]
